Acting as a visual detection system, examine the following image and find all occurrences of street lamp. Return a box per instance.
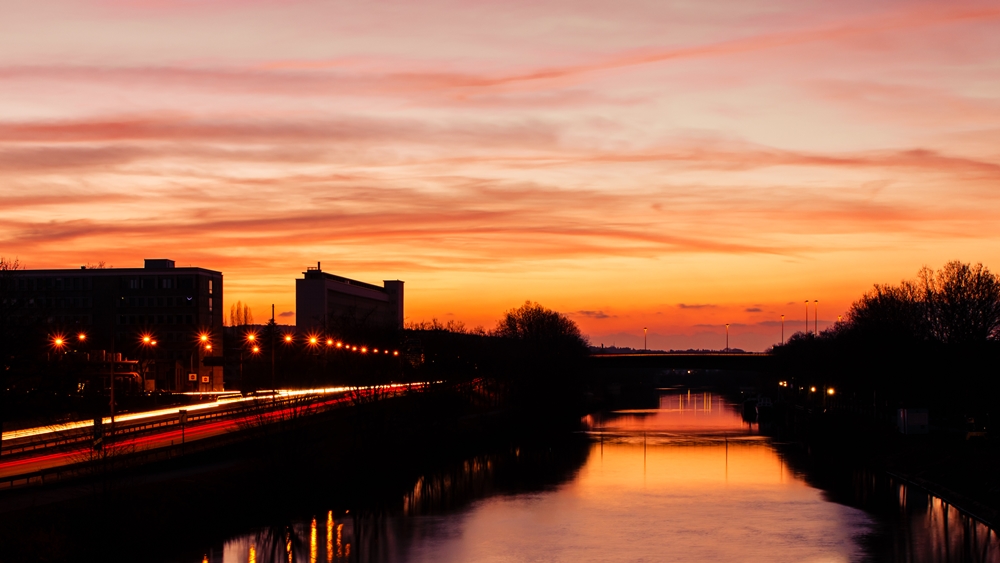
[780,315,784,344]
[643,327,647,352]
[804,300,809,334]
[814,300,819,335]
[725,324,730,352]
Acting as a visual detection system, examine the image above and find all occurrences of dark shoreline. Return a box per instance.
[0,389,590,563]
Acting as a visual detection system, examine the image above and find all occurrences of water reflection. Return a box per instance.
[195,391,998,563]
[210,513,352,563]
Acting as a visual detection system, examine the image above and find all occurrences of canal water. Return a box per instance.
[188,391,999,562]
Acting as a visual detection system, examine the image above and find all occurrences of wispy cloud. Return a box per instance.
[572,310,615,319]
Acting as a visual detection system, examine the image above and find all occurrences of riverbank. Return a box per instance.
[770,401,1000,529]
[0,387,588,563]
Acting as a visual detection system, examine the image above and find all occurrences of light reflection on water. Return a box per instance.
[203,391,998,563]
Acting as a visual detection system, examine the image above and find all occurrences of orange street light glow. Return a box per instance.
[326,338,333,346]
[199,334,209,342]
[252,345,260,353]
[336,342,342,348]
[142,335,152,344]
[309,336,318,345]
[827,388,835,395]
[393,351,399,356]
[205,344,213,351]
[246,333,256,342]
[77,333,86,341]
[52,337,64,347]
[284,335,293,343]
[361,347,367,353]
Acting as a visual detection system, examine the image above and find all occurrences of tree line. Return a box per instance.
[773,260,1000,418]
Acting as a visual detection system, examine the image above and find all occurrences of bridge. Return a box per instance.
[589,353,774,371]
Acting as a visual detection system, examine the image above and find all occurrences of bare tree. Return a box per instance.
[228,301,254,327]
[844,261,1000,344]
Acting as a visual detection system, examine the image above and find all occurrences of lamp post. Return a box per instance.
[243,331,259,392]
[780,315,784,344]
[804,300,809,334]
[814,300,819,335]
[725,324,730,352]
[643,327,648,352]
[140,334,156,392]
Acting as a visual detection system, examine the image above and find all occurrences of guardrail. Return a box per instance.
[0,387,409,490]
[0,393,330,458]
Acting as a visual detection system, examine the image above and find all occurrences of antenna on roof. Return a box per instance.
[317,261,321,271]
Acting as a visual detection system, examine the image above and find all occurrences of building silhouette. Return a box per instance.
[8,258,223,390]
[296,263,403,332]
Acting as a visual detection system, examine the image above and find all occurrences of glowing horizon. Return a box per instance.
[2,0,999,350]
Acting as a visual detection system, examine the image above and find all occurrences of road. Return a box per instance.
[0,383,422,485]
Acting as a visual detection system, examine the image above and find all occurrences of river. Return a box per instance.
[184,390,998,562]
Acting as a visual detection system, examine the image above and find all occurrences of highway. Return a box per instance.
[0,383,423,486]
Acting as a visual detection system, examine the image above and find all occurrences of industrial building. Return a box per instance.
[6,258,224,390]
[295,263,403,332]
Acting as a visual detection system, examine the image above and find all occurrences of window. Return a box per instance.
[178,277,194,290]
[185,315,192,324]
[161,278,174,289]
[158,297,164,307]
[127,278,140,289]
[208,280,213,294]
[141,278,155,289]
[208,297,213,312]
[118,314,126,324]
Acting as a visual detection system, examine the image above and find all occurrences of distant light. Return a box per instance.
[352,346,358,351]
[336,342,342,348]
[200,334,209,342]
[206,344,213,351]
[393,351,399,356]
[53,337,64,346]
[810,386,816,392]
[827,387,835,395]
[374,348,379,353]
[246,334,256,342]
[361,347,367,353]
[143,335,152,344]
[151,340,157,346]
[284,335,293,343]
[77,333,86,341]
[327,338,333,346]
[309,337,318,345]
[252,346,260,353]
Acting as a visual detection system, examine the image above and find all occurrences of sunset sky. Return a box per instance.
[2,0,999,351]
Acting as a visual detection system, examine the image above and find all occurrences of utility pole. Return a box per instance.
[271,304,276,400]
[643,327,647,352]
[804,300,809,334]
[814,300,819,335]
[725,323,730,351]
[781,315,784,344]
